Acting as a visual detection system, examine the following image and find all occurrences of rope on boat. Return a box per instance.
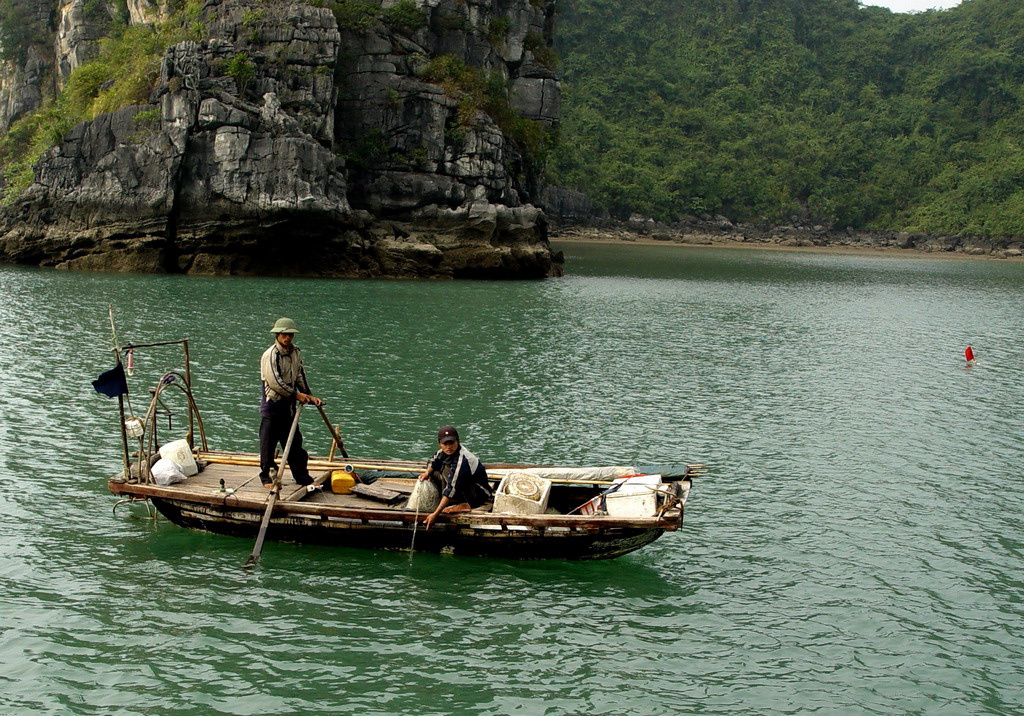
[409,501,420,554]
[220,474,260,503]
[407,471,437,554]
[654,488,686,517]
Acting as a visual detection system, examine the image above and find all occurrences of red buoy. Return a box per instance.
[965,346,975,362]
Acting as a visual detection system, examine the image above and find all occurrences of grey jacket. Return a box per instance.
[260,343,309,415]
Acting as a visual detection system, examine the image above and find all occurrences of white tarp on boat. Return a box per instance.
[487,466,639,482]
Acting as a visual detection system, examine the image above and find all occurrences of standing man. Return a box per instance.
[418,425,493,529]
[259,318,322,488]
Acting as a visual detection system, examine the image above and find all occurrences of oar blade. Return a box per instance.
[243,405,302,569]
[244,490,277,568]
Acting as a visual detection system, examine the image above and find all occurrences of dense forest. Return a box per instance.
[549,0,1024,237]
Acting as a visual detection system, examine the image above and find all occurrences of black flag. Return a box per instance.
[92,364,129,397]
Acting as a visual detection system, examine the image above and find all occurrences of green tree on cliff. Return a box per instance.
[551,0,1024,237]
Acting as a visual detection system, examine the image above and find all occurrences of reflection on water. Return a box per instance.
[1,244,1023,713]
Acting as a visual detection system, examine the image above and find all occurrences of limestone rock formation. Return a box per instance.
[0,0,54,132]
[0,0,562,278]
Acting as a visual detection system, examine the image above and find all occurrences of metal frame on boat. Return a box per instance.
[104,337,699,560]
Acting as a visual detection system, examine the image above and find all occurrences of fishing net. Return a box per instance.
[406,478,440,512]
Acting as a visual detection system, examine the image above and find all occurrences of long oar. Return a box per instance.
[315,403,349,459]
[244,404,304,569]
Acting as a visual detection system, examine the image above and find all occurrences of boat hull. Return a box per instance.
[150,496,671,560]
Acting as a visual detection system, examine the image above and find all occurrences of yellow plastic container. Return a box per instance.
[331,471,356,494]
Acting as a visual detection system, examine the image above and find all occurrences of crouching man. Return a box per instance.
[418,425,493,529]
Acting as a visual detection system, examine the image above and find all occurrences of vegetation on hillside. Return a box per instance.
[550,0,1024,236]
[0,1,205,203]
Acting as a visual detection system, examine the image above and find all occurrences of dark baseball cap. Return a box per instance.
[437,426,460,443]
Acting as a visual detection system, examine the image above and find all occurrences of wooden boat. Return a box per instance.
[102,338,698,561]
[108,454,694,560]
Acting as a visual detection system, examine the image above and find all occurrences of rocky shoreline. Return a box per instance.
[548,218,1024,260]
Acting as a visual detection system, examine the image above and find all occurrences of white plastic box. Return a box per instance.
[605,475,663,518]
[493,471,552,515]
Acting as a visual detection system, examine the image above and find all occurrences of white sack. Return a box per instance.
[151,458,186,486]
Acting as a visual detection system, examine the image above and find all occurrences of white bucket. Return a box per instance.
[159,439,199,477]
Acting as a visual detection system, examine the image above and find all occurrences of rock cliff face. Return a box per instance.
[0,0,53,131]
[0,0,562,278]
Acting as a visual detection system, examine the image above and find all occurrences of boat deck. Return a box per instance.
[143,460,461,512]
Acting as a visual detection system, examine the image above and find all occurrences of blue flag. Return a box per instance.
[93,364,128,397]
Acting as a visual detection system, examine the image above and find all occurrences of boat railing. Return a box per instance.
[110,338,208,484]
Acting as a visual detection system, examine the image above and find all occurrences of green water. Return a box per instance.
[2,243,1023,714]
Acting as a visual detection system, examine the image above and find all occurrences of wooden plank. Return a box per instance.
[375,480,414,495]
[197,453,705,484]
[199,450,425,468]
[350,483,405,505]
[197,450,705,476]
[281,470,333,502]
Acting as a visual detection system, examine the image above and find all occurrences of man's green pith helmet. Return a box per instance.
[271,317,299,334]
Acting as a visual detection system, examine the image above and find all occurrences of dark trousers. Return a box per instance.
[259,410,312,485]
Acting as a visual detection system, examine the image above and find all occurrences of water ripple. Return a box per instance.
[2,251,1024,713]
